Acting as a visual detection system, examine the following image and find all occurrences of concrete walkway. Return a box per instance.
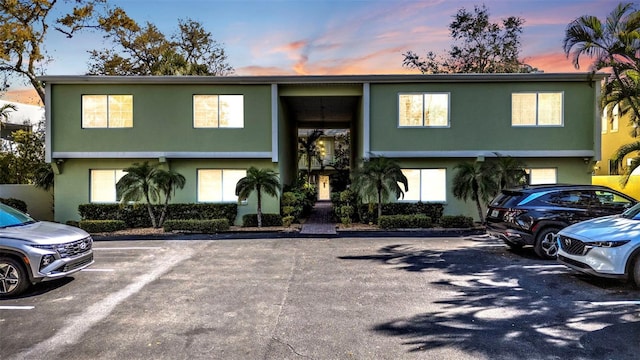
[300,201,337,235]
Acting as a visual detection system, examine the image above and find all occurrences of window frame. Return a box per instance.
[89,169,126,203]
[400,168,447,202]
[398,92,450,128]
[82,95,133,129]
[193,94,244,129]
[511,91,564,127]
[525,168,557,185]
[197,169,247,203]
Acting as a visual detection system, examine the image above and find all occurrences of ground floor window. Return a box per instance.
[197,169,246,202]
[401,168,447,202]
[527,168,557,185]
[90,169,125,202]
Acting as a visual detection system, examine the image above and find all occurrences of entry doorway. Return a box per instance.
[318,175,331,200]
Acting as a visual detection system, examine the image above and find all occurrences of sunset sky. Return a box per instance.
[17,0,624,89]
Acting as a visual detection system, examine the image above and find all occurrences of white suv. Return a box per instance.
[0,203,94,297]
[557,202,640,287]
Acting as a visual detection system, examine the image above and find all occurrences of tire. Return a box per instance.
[534,227,561,260]
[632,256,640,288]
[0,257,29,298]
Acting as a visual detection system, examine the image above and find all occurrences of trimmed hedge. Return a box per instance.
[439,215,474,228]
[79,220,127,233]
[0,198,28,213]
[242,213,283,227]
[358,203,444,225]
[378,214,432,229]
[78,203,238,228]
[163,219,230,233]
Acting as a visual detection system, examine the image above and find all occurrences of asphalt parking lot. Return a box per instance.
[1,235,640,360]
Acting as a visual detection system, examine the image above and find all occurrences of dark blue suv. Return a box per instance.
[485,184,636,259]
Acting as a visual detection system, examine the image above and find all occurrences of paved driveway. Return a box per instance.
[1,236,639,359]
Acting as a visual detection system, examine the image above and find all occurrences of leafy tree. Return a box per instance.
[88,18,233,76]
[563,2,640,179]
[563,2,640,129]
[116,161,186,228]
[0,1,137,104]
[452,161,499,223]
[235,167,282,228]
[491,154,527,190]
[298,129,324,184]
[351,156,408,219]
[403,4,534,74]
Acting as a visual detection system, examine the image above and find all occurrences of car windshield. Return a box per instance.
[621,202,640,220]
[0,203,36,228]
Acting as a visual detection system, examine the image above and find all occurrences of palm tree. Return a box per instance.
[452,161,499,223]
[351,156,408,219]
[563,2,640,125]
[0,103,17,144]
[235,167,281,227]
[298,129,324,183]
[117,161,163,228]
[155,169,186,227]
[492,154,527,190]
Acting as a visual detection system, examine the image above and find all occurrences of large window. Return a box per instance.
[193,95,244,128]
[401,169,447,202]
[527,168,557,185]
[90,170,126,202]
[512,92,563,126]
[82,95,133,128]
[197,169,246,202]
[399,93,449,127]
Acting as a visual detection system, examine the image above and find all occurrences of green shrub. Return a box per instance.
[78,203,238,228]
[242,213,283,227]
[163,219,229,233]
[282,215,295,228]
[0,198,28,213]
[439,215,474,228]
[358,203,444,224]
[79,220,127,233]
[378,214,432,229]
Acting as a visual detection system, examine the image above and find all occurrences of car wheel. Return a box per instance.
[534,227,560,259]
[0,257,29,298]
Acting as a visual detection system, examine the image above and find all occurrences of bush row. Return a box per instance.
[242,214,283,227]
[0,197,28,213]
[378,215,432,229]
[357,202,445,225]
[439,215,474,228]
[79,220,127,233]
[78,203,237,228]
[163,219,230,233]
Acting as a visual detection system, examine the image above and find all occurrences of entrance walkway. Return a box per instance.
[300,201,337,235]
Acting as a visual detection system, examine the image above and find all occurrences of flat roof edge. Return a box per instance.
[38,73,609,85]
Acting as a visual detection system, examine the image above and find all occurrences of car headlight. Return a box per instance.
[589,240,630,248]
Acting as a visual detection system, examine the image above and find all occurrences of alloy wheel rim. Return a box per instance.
[0,263,20,294]
[541,233,558,257]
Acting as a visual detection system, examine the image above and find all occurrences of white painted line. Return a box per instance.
[523,265,567,269]
[13,250,193,360]
[475,244,505,247]
[590,301,640,306]
[92,247,162,251]
[0,306,34,310]
[81,268,115,272]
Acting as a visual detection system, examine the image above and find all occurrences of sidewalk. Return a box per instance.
[300,201,337,235]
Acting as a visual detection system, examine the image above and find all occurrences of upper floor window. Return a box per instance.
[193,95,244,128]
[399,93,449,127]
[82,95,133,128]
[90,169,125,202]
[401,168,447,202]
[512,92,563,126]
[197,169,247,202]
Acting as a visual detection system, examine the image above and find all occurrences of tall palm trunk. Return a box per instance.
[256,186,263,227]
[144,192,158,228]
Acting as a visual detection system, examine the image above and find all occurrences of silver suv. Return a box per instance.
[0,203,94,297]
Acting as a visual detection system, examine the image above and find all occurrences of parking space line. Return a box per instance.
[590,301,640,306]
[81,268,115,272]
[0,306,34,310]
[523,265,567,269]
[92,247,162,250]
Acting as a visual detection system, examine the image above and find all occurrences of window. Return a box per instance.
[526,168,557,185]
[512,92,562,126]
[401,169,447,202]
[197,169,246,202]
[82,95,133,128]
[601,107,608,134]
[90,170,126,202]
[193,95,244,128]
[611,104,619,132]
[399,93,449,127]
